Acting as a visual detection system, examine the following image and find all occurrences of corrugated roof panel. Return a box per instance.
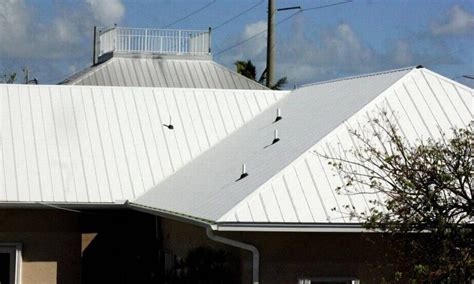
[0,85,287,204]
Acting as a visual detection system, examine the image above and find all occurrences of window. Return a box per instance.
[298,277,360,284]
[0,243,21,284]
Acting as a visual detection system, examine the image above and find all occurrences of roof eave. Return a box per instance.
[214,222,369,232]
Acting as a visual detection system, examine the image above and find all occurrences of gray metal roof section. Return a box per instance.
[60,55,267,90]
[131,66,416,222]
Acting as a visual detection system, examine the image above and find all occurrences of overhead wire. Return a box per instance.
[420,45,472,66]
[162,0,217,29]
[214,0,353,56]
[213,0,265,31]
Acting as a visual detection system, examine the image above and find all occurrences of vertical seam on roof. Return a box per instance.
[202,91,221,141]
[231,91,246,123]
[183,90,203,154]
[17,87,32,201]
[192,90,212,148]
[393,89,422,141]
[324,142,356,213]
[69,87,90,202]
[171,90,194,160]
[143,90,165,180]
[222,91,238,130]
[163,90,184,166]
[99,88,119,201]
[294,165,316,222]
[92,88,113,200]
[106,87,127,199]
[434,75,464,128]
[411,75,444,131]
[152,89,175,172]
[403,82,434,139]
[381,98,412,147]
[282,174,301,222]
[304,158,330,222]
[38,88,55,201]
[198,61,212,88]
[131,88,156,186]
[452,84,472,118]
[271,185,286,222]
[251,91,263,112]
[28,86,44,200]
[60,88,77,202]
[125,87,147,195]
[48,87,66,201]
[316,151,344,222]
[111,88,136,197]
[79,88,103,202]
[258,193,270,222]
[211,91,229,136]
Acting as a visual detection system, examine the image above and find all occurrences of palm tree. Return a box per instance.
[235,60,287,90]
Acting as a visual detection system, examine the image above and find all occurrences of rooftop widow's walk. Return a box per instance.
[93,25,212,64]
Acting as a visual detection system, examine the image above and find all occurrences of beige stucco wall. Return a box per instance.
[0,209,81,284]
[161,218,399,284]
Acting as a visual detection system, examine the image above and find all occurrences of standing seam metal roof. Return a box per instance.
[132,67,473,225]
[0,85,287,203]
[60,56,268,90]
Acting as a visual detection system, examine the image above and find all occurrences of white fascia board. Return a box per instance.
[214,222,368,233]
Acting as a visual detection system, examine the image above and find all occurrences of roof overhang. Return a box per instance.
[213,222,368,233]
[127,202,370,232]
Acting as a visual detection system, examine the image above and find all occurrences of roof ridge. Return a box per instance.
[301,65,420,88]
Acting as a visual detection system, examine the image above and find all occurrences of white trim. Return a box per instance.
[0,243,22,284]
[214,223,369,232]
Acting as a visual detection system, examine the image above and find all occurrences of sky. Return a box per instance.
[0,0,473,88]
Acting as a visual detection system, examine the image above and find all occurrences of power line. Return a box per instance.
[214,0,353,56]
[213,0,264,31]
[421,45,472,66]
[162,0,217,29]
[215,11,301,56]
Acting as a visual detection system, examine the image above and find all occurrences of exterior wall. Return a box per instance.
[161,218,399,284]
[0,209,81,284]
[80,210,162,284]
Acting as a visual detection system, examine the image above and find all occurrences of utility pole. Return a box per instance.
[266,0,275,88]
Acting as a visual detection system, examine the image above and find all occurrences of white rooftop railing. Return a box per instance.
[97,26,211,58]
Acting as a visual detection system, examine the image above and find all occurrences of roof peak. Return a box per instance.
[301,65,420,88]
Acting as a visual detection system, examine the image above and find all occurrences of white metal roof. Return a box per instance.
[131,67,473,228]
[0,84,287,204]
[60,56,268,90]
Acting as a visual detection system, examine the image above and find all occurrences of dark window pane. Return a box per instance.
[0,252,11,284]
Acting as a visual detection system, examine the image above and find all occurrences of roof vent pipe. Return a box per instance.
[164,115,174,130]
[274,108,282,122]
[272,129,280,144]
[240,163,249,179]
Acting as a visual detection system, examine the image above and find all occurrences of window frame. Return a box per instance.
[0,243,22,284]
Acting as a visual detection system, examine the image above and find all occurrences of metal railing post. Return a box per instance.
[208,27,212,54]
[178,30,182,54]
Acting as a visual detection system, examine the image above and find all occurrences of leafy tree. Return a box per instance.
[165,246,238,284]
[234,60,287,90]
[325,111,472,282]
